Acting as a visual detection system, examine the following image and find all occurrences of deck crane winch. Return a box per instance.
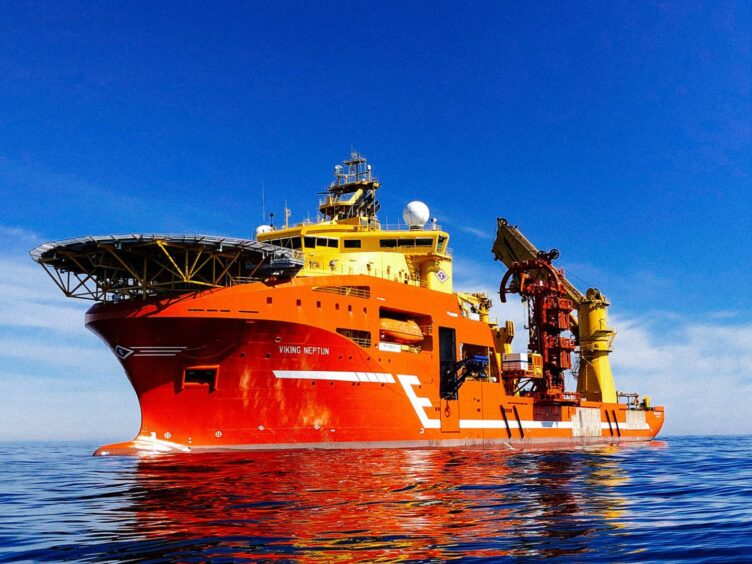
[492,218,617,403]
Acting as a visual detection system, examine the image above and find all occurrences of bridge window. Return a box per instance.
[266,237,302,249]
[313,237,338,248]
[380,239,397,248]
[416,238,434,247]
[344,239,361,248]
[304,237,316,248]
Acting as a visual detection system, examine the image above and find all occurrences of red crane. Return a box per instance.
[499,250,576,401]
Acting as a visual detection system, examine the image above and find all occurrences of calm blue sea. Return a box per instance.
[0,436,750,562]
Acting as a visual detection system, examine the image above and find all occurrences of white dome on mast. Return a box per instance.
[402,201,430,229]
[255,225,273,237]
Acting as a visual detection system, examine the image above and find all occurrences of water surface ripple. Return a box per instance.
[1,436,750,562]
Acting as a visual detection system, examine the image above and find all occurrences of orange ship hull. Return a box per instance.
[87,275,664,456]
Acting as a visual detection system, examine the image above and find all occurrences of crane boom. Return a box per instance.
[490,217,617,404]
[491,218,585,304]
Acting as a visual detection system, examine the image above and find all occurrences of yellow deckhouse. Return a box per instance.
[255,152,454,294]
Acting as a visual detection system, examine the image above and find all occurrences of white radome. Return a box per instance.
[403,201,430,228]
[255,225,273,237]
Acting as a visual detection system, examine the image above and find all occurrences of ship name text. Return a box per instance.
[278,345,330,356]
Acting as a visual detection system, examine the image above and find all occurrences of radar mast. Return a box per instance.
[319,152,381,225]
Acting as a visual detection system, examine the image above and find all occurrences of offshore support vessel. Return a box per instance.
[31,153,664,455]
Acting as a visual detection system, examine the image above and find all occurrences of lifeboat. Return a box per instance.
[379,318,423,344]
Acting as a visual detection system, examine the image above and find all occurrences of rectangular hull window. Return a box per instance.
[183,366,218,391]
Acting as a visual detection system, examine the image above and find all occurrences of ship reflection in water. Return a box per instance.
[8,437,752,562]
[127,444,659,561]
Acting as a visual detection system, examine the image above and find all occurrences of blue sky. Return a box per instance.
[1,1,750,439]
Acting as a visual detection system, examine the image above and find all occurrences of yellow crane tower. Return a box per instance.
[491,218,617,403]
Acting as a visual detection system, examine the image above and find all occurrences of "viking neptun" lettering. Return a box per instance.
[278,345,330,355]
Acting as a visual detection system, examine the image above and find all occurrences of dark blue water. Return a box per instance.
[0,437,750,562]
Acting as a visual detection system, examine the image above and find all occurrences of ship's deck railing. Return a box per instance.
[312,285,372,299]
[377,222,443,232]
[31,233,306,261]
[618,391,641,409]
[376,245,453,257]
[259,220,444,234]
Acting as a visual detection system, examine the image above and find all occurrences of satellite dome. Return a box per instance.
[255,225,273,237]
[402,201,430,229]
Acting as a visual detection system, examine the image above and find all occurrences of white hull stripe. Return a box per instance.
[132,346,188,350]
[273,370,396,384]
[116,345,188,359]
[397,375,441,429]
[458,420,650,431]
[396,375,651,431]
[459,419,576,430]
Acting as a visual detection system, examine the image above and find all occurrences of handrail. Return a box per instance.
[30,233,295,260]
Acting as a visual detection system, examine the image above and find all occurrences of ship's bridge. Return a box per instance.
[257,222,453,292]
[256,152,453,292]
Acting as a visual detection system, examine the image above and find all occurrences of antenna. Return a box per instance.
[284,200,291,229]
[261,179,266,222]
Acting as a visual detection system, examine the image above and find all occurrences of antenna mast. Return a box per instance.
[261,179,266,223]
[319,151,381,223]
